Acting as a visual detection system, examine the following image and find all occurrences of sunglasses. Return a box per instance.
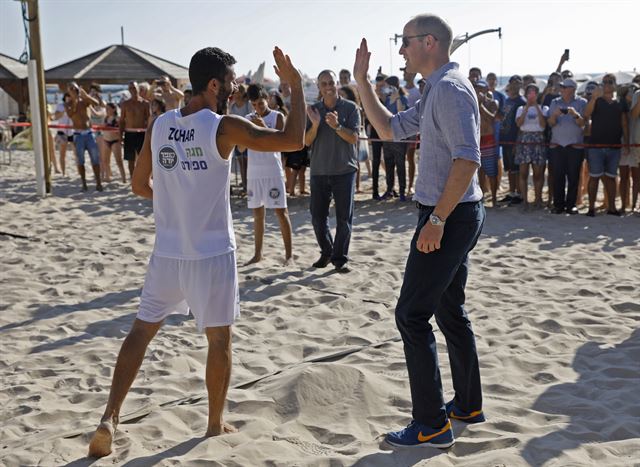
[401,33,438,48]
[602,79,615,85]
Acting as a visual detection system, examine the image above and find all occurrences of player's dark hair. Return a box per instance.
[247,83,269,101]
[189,47,236,95]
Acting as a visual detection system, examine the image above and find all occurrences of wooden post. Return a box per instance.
[26,0,51,194]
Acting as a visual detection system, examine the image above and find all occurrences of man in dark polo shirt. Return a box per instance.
[305,69,360,272]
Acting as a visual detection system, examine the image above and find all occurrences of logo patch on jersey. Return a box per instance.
[269,188,281,199]
[158,146,178,171]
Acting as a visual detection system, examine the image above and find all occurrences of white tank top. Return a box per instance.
[246,110,284,180]
[150,108,235,259]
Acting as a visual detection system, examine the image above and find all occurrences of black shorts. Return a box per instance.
[501,144,518,173]
[124,131,145,161]
[284,148,309,170]
[57,131,73,143]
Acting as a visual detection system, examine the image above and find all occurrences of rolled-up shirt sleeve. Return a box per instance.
[390,102,420,141]
[437,82,481,165]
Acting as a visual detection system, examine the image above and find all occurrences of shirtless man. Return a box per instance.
[474,79,499,205]
[120,81,150,179]
[65,82,103,191]
[88,45,305,458]
[151,75,184,110]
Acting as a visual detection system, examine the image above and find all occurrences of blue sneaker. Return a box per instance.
[446,400,485,423]
[385,420,454,448]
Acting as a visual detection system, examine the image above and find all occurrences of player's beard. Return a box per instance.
[216,87,231,114]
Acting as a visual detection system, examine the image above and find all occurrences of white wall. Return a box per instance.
[0,87,20,119]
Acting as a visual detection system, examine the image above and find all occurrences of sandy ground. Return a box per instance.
[1,150,639,466]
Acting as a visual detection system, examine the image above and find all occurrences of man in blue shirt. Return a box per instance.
[354,13,485,449]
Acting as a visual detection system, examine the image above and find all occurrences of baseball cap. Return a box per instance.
[559,78,577,88]
[509,74,522,83]
[474,79,489,89]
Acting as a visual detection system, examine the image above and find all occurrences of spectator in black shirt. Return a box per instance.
[583,73,629,216]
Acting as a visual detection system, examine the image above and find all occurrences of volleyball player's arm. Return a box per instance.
[132,118,156,199]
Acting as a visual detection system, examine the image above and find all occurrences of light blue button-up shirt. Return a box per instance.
[390,62,482,206]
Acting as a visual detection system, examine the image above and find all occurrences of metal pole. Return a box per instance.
[25,0,51,194]
[121,26,124,45]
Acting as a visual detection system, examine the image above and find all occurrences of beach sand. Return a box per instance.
[1,150,639,466]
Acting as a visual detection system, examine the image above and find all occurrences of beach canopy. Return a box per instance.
[0,52,29,113]
[44,44,189,87]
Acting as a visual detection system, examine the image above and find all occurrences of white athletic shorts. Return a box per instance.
[137,251,240,331]
[247,176,287,209]
[619,147,640,168]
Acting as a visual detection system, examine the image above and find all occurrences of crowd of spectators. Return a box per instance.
[46,61,640,218]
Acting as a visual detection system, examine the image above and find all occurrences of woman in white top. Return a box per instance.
[515,84,549,209]
[53,92,76,176]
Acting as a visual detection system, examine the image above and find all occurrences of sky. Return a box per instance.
[1,0,638,85]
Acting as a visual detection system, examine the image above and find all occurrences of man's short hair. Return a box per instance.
[486,72,497,80]
[339,69,351,77]
[247,83,269,101]
[469,67,482,76]
[409,14,453,53]
[375,74,388,82]
[317,69,336,81]
[189,47,236,95]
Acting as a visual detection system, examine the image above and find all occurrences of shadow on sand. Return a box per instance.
[521,327,640,465]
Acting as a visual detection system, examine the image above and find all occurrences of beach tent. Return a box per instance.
[576,71,638,93]
[0,53,29,114]
[44,44,190,89]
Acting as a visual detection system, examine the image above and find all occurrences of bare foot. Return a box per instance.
[88,419,116,458]
[283,257,295,267]
[244,255,262,266]
[205,421,237,437]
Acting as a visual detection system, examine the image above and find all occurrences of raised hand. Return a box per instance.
[307,105,321,126]
[273,47,302,87]
[353,38,371,84]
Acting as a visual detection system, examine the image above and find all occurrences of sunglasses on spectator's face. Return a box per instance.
[603,79,615,85]
[401,33,437,48]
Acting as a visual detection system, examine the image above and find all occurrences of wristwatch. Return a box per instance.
[335,124,343,132]
[429,214,445,226]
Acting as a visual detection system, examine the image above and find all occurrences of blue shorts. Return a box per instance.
[74,131,100,166]
[587,148,620,178]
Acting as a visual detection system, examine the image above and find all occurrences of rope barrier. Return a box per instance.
[358,136,640,148]
[0,121,146,132]
[2,121,637,147]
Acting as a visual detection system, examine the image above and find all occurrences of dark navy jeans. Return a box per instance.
[395,201,485,428]
[310,171,356,267]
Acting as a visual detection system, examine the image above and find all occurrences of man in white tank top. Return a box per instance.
[89,46,307,458]
[238,84,293,266]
